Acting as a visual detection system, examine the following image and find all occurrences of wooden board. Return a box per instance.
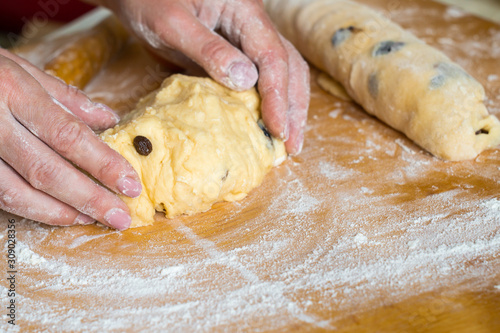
[1,0,499,331]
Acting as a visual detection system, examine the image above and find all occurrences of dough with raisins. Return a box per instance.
[265,0,500,160]
[100,74,286,227]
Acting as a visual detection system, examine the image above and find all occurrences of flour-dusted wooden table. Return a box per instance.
[1,0,499,332]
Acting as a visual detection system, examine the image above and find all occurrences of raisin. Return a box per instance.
[258,120,272,140]
[222,170,229,181]
[429,75,446,89]
[429,62,470,90]
[372,41,405,56]
[331,26,362,47]
[476,129,489,135]
[368,73,379,98]
[133,135,153,156]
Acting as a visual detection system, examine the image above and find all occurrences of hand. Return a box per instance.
[0,49,141,230]
[94,0,310,154]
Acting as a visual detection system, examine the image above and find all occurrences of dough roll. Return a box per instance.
[44,15,129,89]
[265,0,500,160]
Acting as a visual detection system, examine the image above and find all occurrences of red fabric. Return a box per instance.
[0,0,96,32]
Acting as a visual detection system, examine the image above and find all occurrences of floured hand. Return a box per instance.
[88,0,310,154]
[0,49,141,230]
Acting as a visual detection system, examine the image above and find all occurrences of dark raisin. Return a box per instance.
[429,62,470,90]
[368,73,379,98]
[476,129,489,135]
[429,75,446,89]
[372,41,405,56]
[258,120,272,140]
[133,135,153,156]
[331,26,362,47]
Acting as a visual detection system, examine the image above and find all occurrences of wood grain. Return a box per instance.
[0,1,499,332]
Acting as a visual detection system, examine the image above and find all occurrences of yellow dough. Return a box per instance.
[100,74,286,227]
[265,0,500,160]
[317,72,353,102]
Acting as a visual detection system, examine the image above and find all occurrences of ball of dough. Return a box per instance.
[100,74,287,227]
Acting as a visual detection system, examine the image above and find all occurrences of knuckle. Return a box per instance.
[61,83,83,102]
[258,45,288,67]
[162,3,184,20]
[94,155,121,183]
[0,111,13,142]
[152,3,185,37]
[236,1,264,20]
[53,120,86,155]
[26,159,62,190]
[81,190,110,216]
[0,187,21,210]
[0,63,20,107]
[84,194,102,211]
[200,39,231,65]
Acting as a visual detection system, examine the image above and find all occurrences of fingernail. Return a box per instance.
[290,131,304,156]
[104,208,132,230]
[117,177,142,198]
[228,62,258,90]
[74,213,95,225]
[280,123,290,141]
[95,102,120,124]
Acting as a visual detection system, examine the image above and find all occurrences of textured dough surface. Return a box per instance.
[265,0,500,161]
[317,72,353,102]
[101,74,286,227]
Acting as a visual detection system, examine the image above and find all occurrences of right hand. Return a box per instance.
[0,49,142,230]
[94,0,310,155]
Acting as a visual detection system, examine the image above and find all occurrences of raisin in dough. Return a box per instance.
[100,74,286,227]
[265,0,500,160]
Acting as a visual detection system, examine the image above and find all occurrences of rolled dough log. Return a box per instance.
[101,74,286,227]
[265,0,500,160]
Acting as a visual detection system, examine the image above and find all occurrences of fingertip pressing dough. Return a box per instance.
[100,74,286,227]
[265,0,500,161]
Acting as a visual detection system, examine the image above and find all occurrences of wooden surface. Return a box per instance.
[1,0,500,332]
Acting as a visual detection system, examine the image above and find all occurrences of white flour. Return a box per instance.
[2,2,500,332]
[1,142,499,332]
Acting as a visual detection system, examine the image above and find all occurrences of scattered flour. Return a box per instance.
[328,109,343,118]
[319,161,357,181]
[67,233,111,249]
[444,6,467,19]
[13,241,47,266]
[488,74,499,82]
[2,148,499,332]
[353,233,368,244]
[1,2,500,332]
[395,138,416,155]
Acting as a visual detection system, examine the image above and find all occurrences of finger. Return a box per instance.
[222,3,290,140]
[280,36,310,155]
[0,112,132,230]
[143,3,259,91]
[2,58,142,201]
[0,159,95,227]
[0,49,119,131]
